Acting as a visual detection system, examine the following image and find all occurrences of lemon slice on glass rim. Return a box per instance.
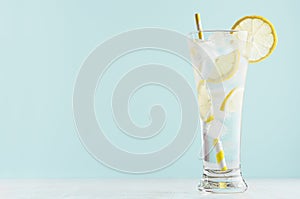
[232,15,278,63]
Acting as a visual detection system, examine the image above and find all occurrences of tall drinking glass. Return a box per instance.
[188,30,249,193]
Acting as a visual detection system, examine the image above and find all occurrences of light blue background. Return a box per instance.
[0,0,299,178]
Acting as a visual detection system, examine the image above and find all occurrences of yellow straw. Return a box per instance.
[195,13,204,39]
[194,13,228,172]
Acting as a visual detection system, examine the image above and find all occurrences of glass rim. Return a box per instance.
[188,30,247,37]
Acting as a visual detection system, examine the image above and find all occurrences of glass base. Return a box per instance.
[198,168,247,193]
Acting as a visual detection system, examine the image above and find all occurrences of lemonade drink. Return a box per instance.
[188,30,249,192]
[189,14,277,193]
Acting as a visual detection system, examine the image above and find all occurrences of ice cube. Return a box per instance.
[208,32,231,44]
[208,32,239,55]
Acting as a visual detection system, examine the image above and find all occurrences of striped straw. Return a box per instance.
[214,138,228,171]
[195,13,204,39]
[194,13,228,172]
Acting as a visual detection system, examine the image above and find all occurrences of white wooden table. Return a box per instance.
[0,179,299,198]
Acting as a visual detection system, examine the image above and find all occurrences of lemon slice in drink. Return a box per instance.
[197,80,214,122]
[220,87,244,112]
[207,50,240,83]
[232,15,278,63]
